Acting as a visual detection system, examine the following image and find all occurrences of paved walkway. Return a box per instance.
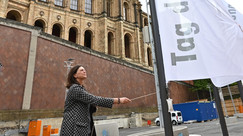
[119,117,243,136]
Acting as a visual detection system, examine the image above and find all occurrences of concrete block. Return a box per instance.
[184,120,197,124]
[234,113,243,118]
[225,116,237,124]
[95,118,130,129]
[95,123,119,136]
[127,126,189,136]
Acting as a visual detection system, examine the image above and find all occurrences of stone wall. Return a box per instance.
[0,18,157,120]
[169,81,197,104]
[0,18,195,121]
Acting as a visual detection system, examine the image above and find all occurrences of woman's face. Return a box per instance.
[74,66,87,80]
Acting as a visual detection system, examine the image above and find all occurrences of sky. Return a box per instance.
[140,0,243,14]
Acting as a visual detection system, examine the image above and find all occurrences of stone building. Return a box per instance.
[0,0,153,68]
[0,0,198,124]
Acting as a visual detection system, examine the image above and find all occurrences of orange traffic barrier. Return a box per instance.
[147,120,151,125]
[239,105,243,113]
[43,125,51,136]
[51,128,59,134]
[28,120,42,136]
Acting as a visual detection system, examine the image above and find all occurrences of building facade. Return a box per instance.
[0,0,153,68]
[0,0,197,122]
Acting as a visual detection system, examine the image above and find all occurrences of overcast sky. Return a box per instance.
[140,0,243,14]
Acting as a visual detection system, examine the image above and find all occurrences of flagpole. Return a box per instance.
[149,0,173,135]
[145,0,164,129]
[212,85,229,136]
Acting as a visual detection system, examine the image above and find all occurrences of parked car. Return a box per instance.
[155,111,183,126]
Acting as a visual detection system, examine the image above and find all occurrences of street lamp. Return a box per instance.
[64,58,75,74]
[0,62,3,72]
[64,58,75,99]
[207,84,213,101]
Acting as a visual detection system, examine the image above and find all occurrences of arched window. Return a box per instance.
[54,0,63,6]
[69,27,78,43]
[84,30,92,49]
[147,48,152,66]
[124,34,131,58]
[6,10,21,22]
[107,0,111,17]
[144,18,148,26]
[123,3,129,21]
[34,19,45,31]
[70,0,78,10]
[108,32,114,55]
[85,0,92,14]
[52,24,62,37]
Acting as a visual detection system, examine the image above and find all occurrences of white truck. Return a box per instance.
[155,111,183,126]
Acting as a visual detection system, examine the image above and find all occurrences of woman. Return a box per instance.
[60,65,131,136]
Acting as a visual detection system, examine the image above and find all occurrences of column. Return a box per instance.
[118,21,125,58]
[136,27,142,63]
[27,1,36,25]
[22,30,39,109]
[104,18,108,54]
[0,0,9,18]
[47,7,54,34]
[133,3,138,26]
[64,12,69,40]
[118,0,122,20]
[139,9,143,31]
[103,0,106,14]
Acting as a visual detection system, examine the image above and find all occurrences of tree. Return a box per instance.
[191,79,213,100]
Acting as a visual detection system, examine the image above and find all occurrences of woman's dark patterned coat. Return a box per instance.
[60,84,114,136]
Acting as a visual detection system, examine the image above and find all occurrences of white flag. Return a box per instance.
[223,0,243,30]
[155,0,243,87]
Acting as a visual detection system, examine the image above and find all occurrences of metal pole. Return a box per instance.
[65,66,71,99]
[219,88,228,117]
[227,85,237,114]
[64,59,74,99]
[145,0,163,128]
[208,85,213,101]
[0,62,2,72]
[213,85,229,136]
[149,0,173,135]
[237,81,243,103]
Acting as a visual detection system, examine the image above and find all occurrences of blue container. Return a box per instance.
[173,101,218,122]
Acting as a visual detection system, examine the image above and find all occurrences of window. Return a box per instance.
[52,24,62,37]
[84,30,92,48]
[144,18,148,26]
[54,0,63,6]
[108,32,114,55]
[34,19,45,31]
[123,3,129,21]
[124,34,131,58]
[70,0,78,10]
[147,48,152,66]
[69,27,78,43]
[85,0,92,14]
[6,10,21,22]
[172,113,176,117]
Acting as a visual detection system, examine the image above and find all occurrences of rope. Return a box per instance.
[130,92,156,101]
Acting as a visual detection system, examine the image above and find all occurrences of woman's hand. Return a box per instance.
[119,97,132,104]
[114,97,131,104]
